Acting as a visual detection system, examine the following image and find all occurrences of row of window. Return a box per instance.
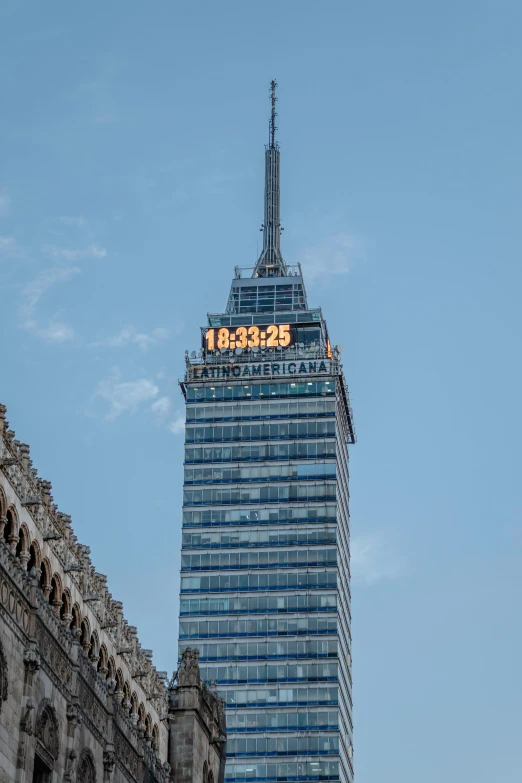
[184,463,336,485]
[219,301,313,321]
[227,284,306,314]
[180,572,337,594]
[227,735,339,758]
[220,686,338,708]
[183,505,336,527]
[179,616,337,639]
[180,594,337,616]
[186,400,336,423]
[181,549,337,571]
[200,662,338,684]
[185,441,336,464]
[225,710,339,732]
[225,760,339,783]
[183,484,337,507]
[187,381,335,403]
[182,528,337,549]
[185,421,336,443]
[183,639,337,661]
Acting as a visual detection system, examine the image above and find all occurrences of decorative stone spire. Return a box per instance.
[172,647,201,688]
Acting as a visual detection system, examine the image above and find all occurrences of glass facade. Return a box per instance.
[178,273,355,783]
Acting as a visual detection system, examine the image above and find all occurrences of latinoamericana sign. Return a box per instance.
[188,359,334,382]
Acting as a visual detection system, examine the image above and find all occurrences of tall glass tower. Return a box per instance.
[178,82,356,783]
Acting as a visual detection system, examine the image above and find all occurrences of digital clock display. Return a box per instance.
[204,324,292,352]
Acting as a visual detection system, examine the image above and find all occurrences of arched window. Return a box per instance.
[39,559,52,598]
[152,724,159,752]
[49,574,63,613]
[3,508,18,551]
[97,645,108,677]
[70,604,81,633]
[27,540,41,573]
[203,761,209,783]
[130,692,138,723]
[138,703,146,728]
[80,619,91,654]
[34,699,59,779]
[15,524,30,566]
[122,682,131,712]
[77,748,97,783]
[107,656,116,681]
[0,487,6,520]
[89,632,99,664]
[115,669,124,702]
[145,714,152,742]
[60,590,72,623]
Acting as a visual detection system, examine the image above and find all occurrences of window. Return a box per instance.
[77,748,96,783]
[34,700,59,782]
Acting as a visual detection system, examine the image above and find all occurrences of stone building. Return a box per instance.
[0,403,226,783]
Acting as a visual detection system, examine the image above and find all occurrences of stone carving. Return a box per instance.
[35,698,59,770]
[115,732,139,778]
[103,744,116,775]
[77,747,97,783]
[106,677,116,696]
[23,645,41,675]
[174,647,201,686]
[78,680,107,738]
[64,748,77,781]
[16,698,34,769]
[66,701,82,729]
[40,627,72,686]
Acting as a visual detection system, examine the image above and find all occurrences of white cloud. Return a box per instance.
[21,266,79,312]
[45,244,107,261]
[351,532,403,586]
[151,396,171,419]
[168,412,185,435]
[91,325,170,352]
[95,371,159,420]
[0,188,11,217]
[32,321,75,343]
[298,233,359,281]
[19,266,80,342]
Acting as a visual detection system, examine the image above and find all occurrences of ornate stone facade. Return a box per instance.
[0,403,226,783]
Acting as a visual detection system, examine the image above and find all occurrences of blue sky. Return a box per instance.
[1,2,521,780]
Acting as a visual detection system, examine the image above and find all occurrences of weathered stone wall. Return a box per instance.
[0,542,172,782]
[0,402,226,782]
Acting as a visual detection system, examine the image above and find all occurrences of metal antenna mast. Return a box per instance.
[269,78,277,149]
[253,80,287,278]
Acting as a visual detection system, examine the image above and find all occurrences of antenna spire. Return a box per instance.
[253,80,287,278]
[269,79,277,149]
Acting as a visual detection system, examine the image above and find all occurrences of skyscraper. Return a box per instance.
[178,83,355,783]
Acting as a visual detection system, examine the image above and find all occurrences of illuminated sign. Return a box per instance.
[189,360,332,381]
[204,324,292,352]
